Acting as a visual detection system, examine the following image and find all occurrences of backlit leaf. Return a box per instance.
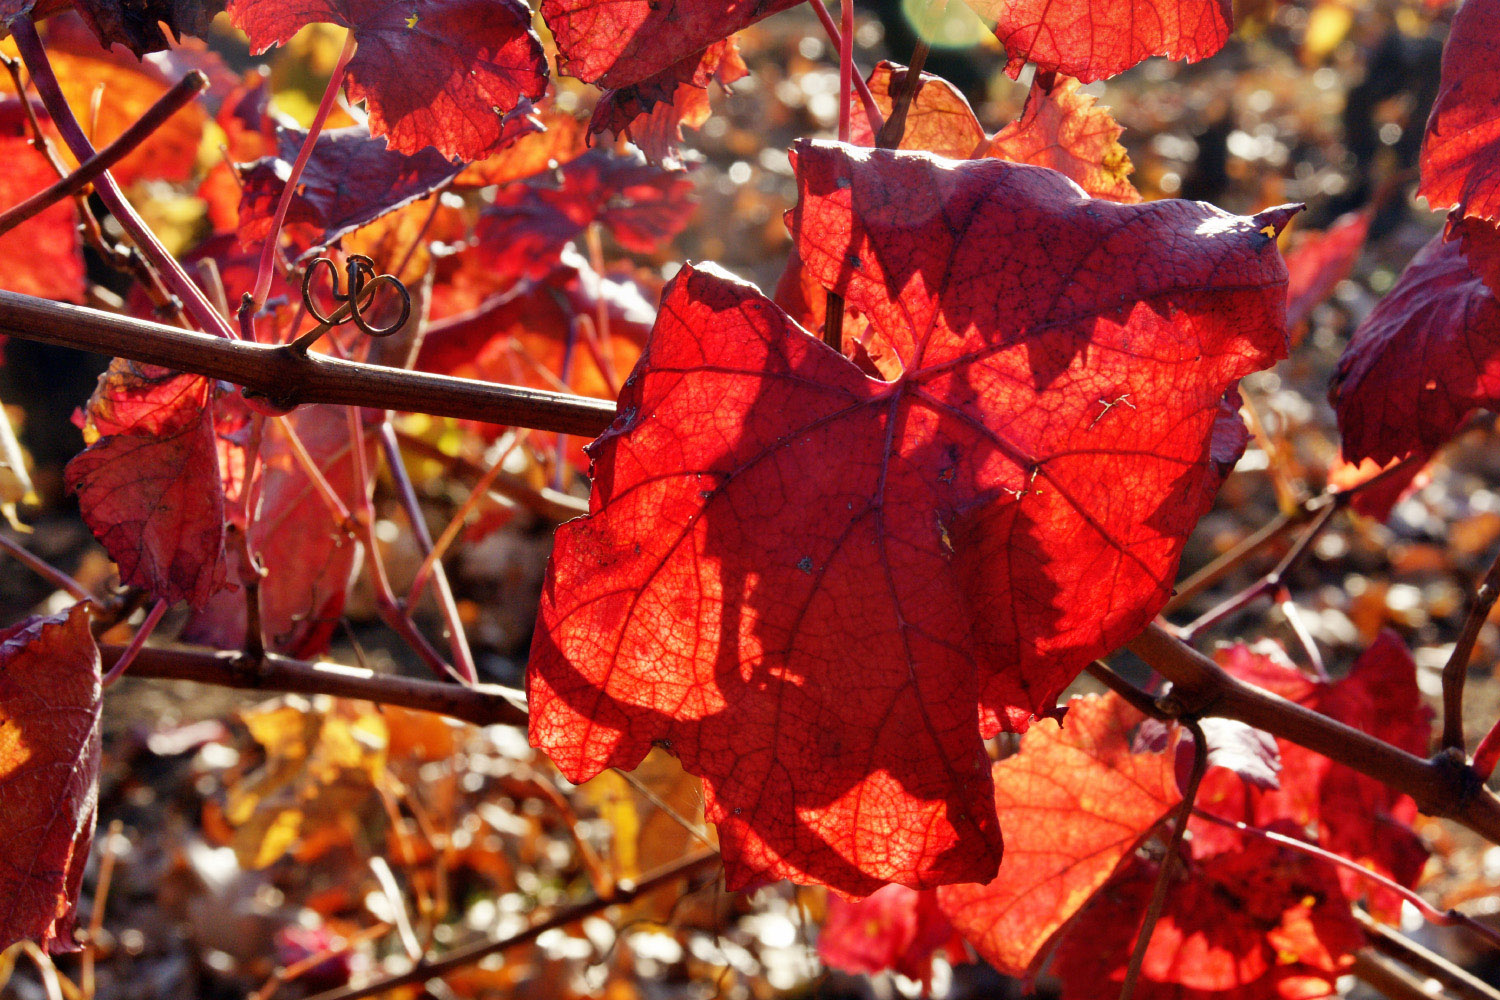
[0,605,100,953]
[528,142,1293,894]
[1419,0,1500,225]
[0,133,83,302]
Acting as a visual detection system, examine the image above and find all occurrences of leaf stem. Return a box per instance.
[806,0,884,136]
[101,598,168,687]
[9,20,237,341]
[249,30,357,312]
[0,531,90,601]
[1120,719,1207,1000]
[836,0,853,143]
[393,429,586,522]
[1441,542,1500,753]
[1356,911,1500,1000]
[874,42,931,149]
[0,290,619,436]
[299,849,722,1000]
[0,70,208,237]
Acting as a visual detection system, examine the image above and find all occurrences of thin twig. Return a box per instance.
[1350,950,1454,1000]
[0,70,207,237]
[392,430,587,523]
[874,43,931,149]
[0,531,90,601]
[806,0,883,136]
[301,849,722,1000]
[1441,544,1500,753]
[80,819,123,1000]
[101,598,167,687]
[1119,719,1207,1000]
[1083,660,1172,721]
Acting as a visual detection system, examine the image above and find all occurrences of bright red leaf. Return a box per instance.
[1330,233,1500,465]
[65,361,228,608]
[590,39,749,168]
[1051,839,1363,1000]
[818,885,966,988]
[236,124,471,254]
[226,0,548,161]
[528,141,1293,894]
[475,149,695,281]
[0,605,101,953]
[960,0,1233,83]
[541,0,800,89]
[1419,0,1500,225]
[0,133,83,303]
[937,693,1182,977]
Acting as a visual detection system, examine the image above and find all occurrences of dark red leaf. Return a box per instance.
[589,39,748,168]
[1052,839,1363,1000]
[65,362,228,608]
[72,0,226,56]
[528,142,1293,893]
[226,0,548,161]
[182,405,370,658]
[1419,0,1500,225]
[961,0,1233,83]
[0,605,101,953]
[236,124,469,255]
[475,148,695,281]
[1330,233,1500,465]
[541,0,800,88]
[0,134,84,303]
[818,885,966,988]
[938,693,1182,977]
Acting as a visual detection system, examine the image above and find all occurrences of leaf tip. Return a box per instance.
[1255,203,1304,240]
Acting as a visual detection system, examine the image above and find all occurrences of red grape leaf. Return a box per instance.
[817,885,966,989]
[1327,452,1429,523]
[475,148,695,281]
[226,0,548,161]
[1051,839,1363,1000]
[848,64,1139,203]
[590,39,748,168]
[1330,233,1500,465]
[182,405,370,657]
[1196,634,1431,921]
[937,693,1181,977]
[1283,209,1371,332]
[541,0,800,89]
[72,0,226,55]
[65,362,228,608]
[236,124,470,255]
[529,142,1294,894]
[0,605,101,954]
[960,0,1233,83]
[0,133,83,302]
[1419,0,1500,225]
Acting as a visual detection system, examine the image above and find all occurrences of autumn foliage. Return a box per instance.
[0,0,1494,998]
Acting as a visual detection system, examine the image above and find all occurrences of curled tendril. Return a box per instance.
[300,254,411,339]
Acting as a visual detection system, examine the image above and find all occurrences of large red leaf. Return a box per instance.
[541,0,801,89]
[65,362,228,608]
[1330,233,1500,465]
[960,0,1233,83]
[226,0,547,161]
[236,124,470,253]
[0,133,83,303]
[0,605,101,953]
[1418,0,1500,225]
[529,142,1293,894]
[937,693,1181,977]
